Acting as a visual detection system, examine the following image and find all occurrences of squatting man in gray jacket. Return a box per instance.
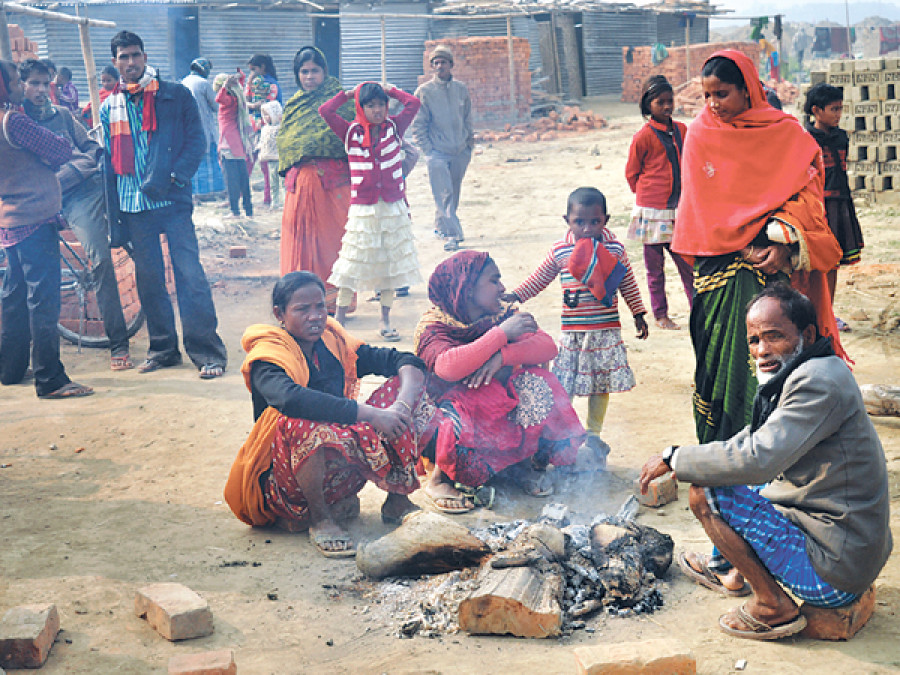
[639,284,891,641]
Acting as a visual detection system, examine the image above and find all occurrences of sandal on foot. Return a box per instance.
[110,354,134,371]
[443,239,460,252]
[199,363,225,379]
[719,603,806,641]
[309,530,356,558]
[424,489,475,514]
[379,328,402,342]
[39,382,94,399]
[507,464,554,497]
[137,354,182,374]
[678,551,751,597]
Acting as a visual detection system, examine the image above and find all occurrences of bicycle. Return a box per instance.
[0,230,145,349]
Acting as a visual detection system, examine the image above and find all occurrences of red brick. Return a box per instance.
[228,246,247,259]
[574,639,696,674]
[0,603,60,669]
[135,583,214,641]
[800,585,877,640]
[634,471,678,507]
[168,649,236,675]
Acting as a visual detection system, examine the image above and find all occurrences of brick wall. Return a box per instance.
[420,37,531,129]
[813,57,900,202]
[8,24,39,63]
[622,41,762,103]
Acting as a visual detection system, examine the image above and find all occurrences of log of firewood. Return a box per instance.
[355,511,490,579]
[458,565,563,638]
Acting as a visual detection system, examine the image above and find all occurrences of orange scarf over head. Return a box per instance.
[673,50,824,257]
[223,318,364,526]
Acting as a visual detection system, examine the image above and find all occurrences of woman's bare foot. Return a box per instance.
[655,316,681,330]
[381,493,420,524]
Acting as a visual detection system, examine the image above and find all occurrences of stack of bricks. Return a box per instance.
[813,58,900,202]
[622,41,762,103]
[8,25,40,63]
[420,38,531,128]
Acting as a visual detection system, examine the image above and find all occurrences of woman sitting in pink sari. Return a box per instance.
[414,251,586,512]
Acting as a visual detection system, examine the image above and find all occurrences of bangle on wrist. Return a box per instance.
[396,400,413,414]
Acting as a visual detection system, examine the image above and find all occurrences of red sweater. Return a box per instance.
[319,87,420,205]
[625,118,687,210]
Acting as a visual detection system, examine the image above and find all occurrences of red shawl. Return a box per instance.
[414,251,512,370]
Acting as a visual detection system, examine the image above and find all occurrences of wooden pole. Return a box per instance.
[507,16,516,123]
[684,15,691,85]
[549,12,561,95]
[0,6,12,61]
[0,2,115,28]
[558,12,582,100]
[380,14,386,85]
[77,13,100,126]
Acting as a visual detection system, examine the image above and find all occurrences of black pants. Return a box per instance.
[0,223,72,396]
[222,158,252,217]
[121,203,227,369]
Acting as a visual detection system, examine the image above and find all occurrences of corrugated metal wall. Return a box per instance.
[198,8,313,99]
[582,9,656,96]
[339,2,429,92]
[656,13,709,48]
[15,4,170,103]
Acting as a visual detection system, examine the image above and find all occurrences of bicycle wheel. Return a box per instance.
[58,234,145,348]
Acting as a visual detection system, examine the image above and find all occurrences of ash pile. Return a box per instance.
[357,497,673,639]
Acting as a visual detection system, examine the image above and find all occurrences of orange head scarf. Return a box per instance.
[672,49,824,257]
[353,81,386,148]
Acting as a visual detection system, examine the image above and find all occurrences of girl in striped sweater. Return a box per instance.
[319,82,422,341]
[504,187,648,459]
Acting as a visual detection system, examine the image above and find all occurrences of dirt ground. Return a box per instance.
[2,98,899,674]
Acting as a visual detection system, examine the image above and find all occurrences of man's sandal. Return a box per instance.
[309,530,356,558]
[718,603,806,641]
[678,551,751,597]
[110,354,134,371]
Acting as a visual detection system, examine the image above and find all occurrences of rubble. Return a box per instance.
[473,106,607,143]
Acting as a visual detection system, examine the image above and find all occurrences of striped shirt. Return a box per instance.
[513,229,646,332]
[318,87,420,205]
[100,92,173,213]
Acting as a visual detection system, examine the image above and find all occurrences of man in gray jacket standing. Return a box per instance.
[640,284,891,641]
[413,45,474,252]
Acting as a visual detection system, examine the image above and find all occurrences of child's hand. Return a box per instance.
[383,82,397,93]
[500,312,538,342]
[634,313,649,340]
[500,292,519,304]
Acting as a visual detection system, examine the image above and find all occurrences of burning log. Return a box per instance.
[356,511,490,579]
[458,565,564,638]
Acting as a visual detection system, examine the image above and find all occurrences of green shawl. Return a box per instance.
[276,76,355,175]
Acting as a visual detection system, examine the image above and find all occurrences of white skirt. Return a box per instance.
[328,198,423,292]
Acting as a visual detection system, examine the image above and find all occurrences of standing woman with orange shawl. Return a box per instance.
[673,50,844,446]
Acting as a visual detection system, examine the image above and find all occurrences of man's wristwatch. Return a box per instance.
[662,445,678,469]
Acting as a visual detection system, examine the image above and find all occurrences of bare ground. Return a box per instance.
[1,100,899,674]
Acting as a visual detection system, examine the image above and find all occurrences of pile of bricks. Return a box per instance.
[419,37,531,128]
[813,58,900,203]
[622,41,762,104]
[473,105,606,143]
[8,24,39,62]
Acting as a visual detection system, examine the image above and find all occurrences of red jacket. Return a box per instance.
[625,118,687,210]
[319,87,420,205]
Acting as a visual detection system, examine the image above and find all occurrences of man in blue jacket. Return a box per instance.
[101,30,226,378]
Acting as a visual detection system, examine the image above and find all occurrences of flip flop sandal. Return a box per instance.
[39,382,94,399]
[456,484,496,509]
[309,530,356,558]
[677,551,751,597]
[719,603,807,641]
[424,490,475,514]
[110,355,134,371]
[379,328,402,342]
[199,364,225,379]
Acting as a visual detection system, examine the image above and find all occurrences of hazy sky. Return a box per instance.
[708,1,900,23]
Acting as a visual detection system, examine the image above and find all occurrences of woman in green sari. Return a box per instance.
[277,47,355,312]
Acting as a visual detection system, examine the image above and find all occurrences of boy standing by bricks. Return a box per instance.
[413,45,474,252]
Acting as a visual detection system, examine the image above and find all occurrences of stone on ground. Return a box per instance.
[0,603,60,669]
[168,649,237,674]
[135,583,214,641]
[574,639,696,674]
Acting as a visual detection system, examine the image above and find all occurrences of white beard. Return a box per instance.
[755,340,805,385]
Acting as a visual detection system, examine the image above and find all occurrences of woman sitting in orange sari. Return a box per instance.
[225,272,433,557]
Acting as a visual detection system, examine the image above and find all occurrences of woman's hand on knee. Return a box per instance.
[358,404,408,441]
[464,352,503,389]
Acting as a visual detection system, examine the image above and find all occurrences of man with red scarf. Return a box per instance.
[101,31,227,378]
